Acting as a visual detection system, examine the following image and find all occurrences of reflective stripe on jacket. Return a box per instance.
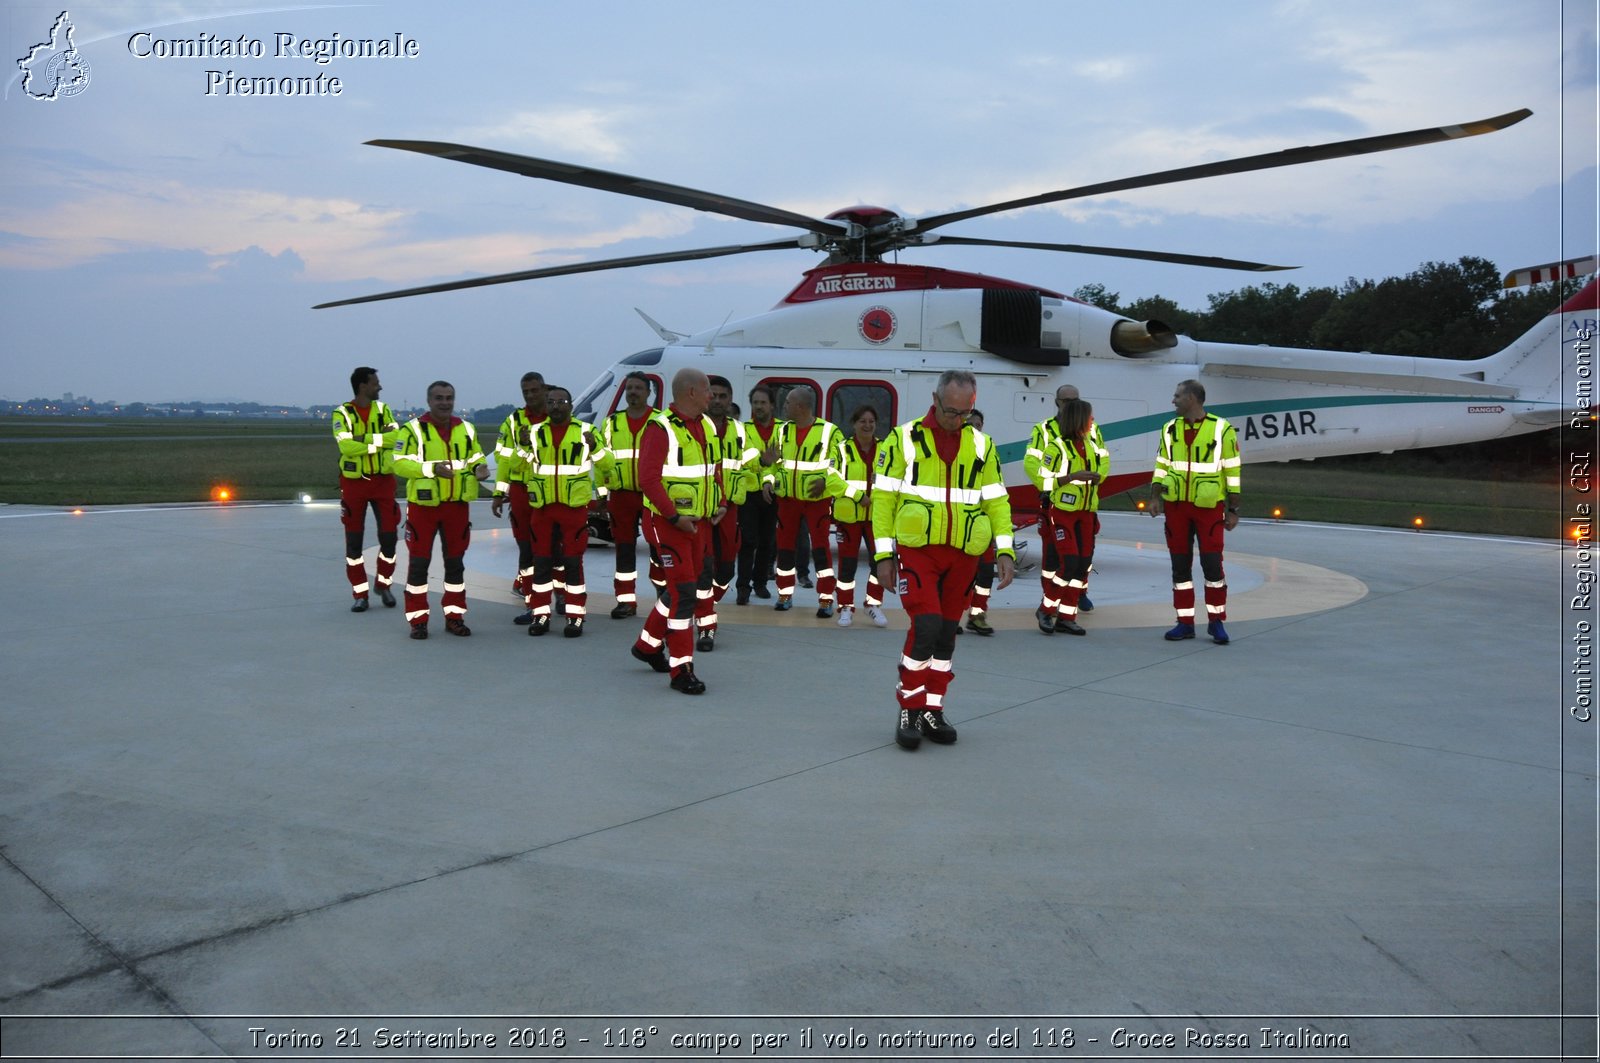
[764,419,847,500]
[870,419,1015,561]
[492,409,541,494]
[395,418,486,505]
[599,409,653,492]
[832,436,876,524]
[715,418,758,506]
[333,400,399,478]
[516,419,609,509]
[642,409,722,520]
[1152,414,1240,507]
[1044,433,1109,513]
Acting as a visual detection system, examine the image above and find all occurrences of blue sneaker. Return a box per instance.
[1207,620,1230,645]
[775,596,793,612]
[1164,622,1195,641]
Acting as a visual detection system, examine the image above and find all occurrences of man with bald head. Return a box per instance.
[629,368,726,695]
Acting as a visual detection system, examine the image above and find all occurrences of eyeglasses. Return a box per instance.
[938,405,975,418]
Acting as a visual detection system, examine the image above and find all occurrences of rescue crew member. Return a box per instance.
[518,386,609,638]
[873,370,1016,750]
[962,408,998,636]
[630,368,725,695]
[832,404,888,629]
[695,375,757,651]
[735,384,781,604]
[332,366,401,612]
[1033,398,1105,636]
[395,380,490,639]
[490,371,547,624]
[762,385,846,617]
[598,371,658,619]
[1025,384,1108,624]
[1149,378,1240,644]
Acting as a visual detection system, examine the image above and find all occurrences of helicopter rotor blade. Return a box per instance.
[911,108,1533,234]
[367,140,849,239]
[928,236,1294,272]
[313,237,804,309]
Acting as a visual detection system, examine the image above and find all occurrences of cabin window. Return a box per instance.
[758,377,824,422]
[827,380,896,439]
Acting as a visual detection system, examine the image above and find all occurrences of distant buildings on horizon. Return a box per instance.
[1,393,505,420]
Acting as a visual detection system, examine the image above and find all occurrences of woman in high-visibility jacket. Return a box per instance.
[1034,398,1106,636]
[830,404,888,628]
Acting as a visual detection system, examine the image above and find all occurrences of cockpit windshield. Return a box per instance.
[571,371,613,423]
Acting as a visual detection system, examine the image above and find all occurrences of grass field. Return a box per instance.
[0,417,1569,538]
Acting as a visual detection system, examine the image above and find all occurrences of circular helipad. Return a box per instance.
[462,516,1368,630]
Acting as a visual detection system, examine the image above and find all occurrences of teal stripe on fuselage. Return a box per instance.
[993,393,1517,464]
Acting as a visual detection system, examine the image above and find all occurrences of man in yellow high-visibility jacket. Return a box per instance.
[630,368,726,695]
[597,370,658,619]
[489,371,547,622]
[761,385,846,617]
[695,374,757,651]
[332,366,401,612]
[872,370,1016,750]
[395,380,490,639]
[1149,378,1241,645]
[517,385,608,638]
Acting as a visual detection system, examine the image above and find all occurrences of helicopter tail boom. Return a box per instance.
[1478,273,1597,425]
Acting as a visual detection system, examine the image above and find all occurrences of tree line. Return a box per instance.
[1074,255,1580,481]
[1075,255,1577,360]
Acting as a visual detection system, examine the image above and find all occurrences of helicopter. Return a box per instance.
[315,107,1594,508]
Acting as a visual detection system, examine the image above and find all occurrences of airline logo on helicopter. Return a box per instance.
[814,273,898,295]
[858,305,898,344]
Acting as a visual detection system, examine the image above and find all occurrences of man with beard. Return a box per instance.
[519,386,608,638]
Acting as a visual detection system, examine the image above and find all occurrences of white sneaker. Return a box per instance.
[865,604,888,628]
[837,607,853,628]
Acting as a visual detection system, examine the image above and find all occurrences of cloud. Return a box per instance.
[1072,57,1135,81]
[461,106,637,164]
[211,245,305,283]
[314,207,703,296]
[0,175,408,274]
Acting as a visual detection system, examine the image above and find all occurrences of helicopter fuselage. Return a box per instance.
[574,266,1584,503]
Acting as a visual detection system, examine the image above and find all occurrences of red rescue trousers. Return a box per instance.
[893,545,980,712]
[834,519,884,609]
[695,503,741,635]
[775,497,836,603]
[340,474,399,599]
[526,502,589,619]
[1163,500,1227,623]
[403,501,471,626]
[636,511,711,677]
[1039,510,1096,621]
